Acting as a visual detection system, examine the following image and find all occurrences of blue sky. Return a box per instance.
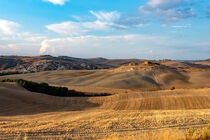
[0,0,209,60]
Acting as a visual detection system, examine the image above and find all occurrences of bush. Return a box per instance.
[170,86,175,90]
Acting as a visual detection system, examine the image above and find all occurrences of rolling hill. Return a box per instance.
[0,83,209,139]
[0,55,209,72]
[0,57,210,139]
[2,68,210,90]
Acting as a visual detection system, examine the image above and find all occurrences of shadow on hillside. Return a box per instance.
[0,97,100,116]
[0,84,101,116]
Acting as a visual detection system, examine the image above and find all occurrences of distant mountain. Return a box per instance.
[0,55,146,72]
[0,55,110,72]
[0,55,209,72]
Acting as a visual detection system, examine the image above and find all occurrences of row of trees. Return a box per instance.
[0,71,34,76]
[0,79,110,97]
[0,71,21,76]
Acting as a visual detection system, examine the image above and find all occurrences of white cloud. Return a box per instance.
[7,44,19,50]
[40,40,55,54]
[46,11,120,35]
[0,21,44,43]
[0,19,20,35]
[193,41,210,47]
[172,24,191,28]
[27,36,47,42]
[0,21,42,42]
[146,0,189,9]
[46,21,87,35]
[39,34,168,56]
[46,20,112,35]
[39,34,210,59]
[43,0,69,5]
[0,43,40,56]
[46,11,147,35]
[82,20,111,30]
[0,44,18,50]
[139,0,194,22]
[72,16,83,21]
[161,24,168,28]
[0,31,47,43]
[157,8,194,22]
[90,10,120,22]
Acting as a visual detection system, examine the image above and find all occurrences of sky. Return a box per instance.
[0,0,209,60]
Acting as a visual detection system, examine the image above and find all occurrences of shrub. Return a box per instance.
[170,86,175,90]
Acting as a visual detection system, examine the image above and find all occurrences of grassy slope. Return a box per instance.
[1,70,210,90]
[0,83,98,116]
[0,83,210,139]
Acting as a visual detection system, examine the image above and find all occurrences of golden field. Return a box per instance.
[0,77,209,139]
[0,64,210,139]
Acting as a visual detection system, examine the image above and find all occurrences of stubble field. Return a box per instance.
[0,77,209,139]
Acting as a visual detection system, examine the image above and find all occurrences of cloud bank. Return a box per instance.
[46,11,147,35]
[39,34,168,56]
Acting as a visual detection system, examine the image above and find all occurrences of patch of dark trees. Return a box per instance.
[0,71,21,76]
[0,79,110,97]
[0,71,34,76]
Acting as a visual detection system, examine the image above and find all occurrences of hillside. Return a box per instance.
[1,56,210,139]
[1,55,209,73]
[0,82,209,113]
[0,55,110,72]
[88,57,145,67]
[0,83,209,139]
[0,83,98,116]
[2,68,210,90]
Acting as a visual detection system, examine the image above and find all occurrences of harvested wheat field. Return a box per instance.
[0,78,209,139]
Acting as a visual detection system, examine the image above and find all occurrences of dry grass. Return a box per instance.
[1,69,210,90]
[0,83,209,139]
[88,87,210,110]
[186,123,210,140]
[2,128,188,140]
[0,110,209,139]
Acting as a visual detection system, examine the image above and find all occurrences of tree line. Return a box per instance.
[0,71,34,76]
[0,71,21,76]
[0,79,110,97]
